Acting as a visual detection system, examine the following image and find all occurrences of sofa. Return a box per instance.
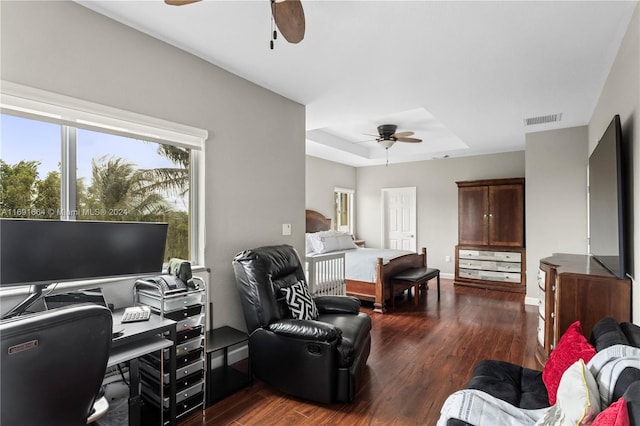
[232,244,372,404]
[439,317,640,425]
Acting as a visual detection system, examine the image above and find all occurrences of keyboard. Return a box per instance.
[121,306,151,323]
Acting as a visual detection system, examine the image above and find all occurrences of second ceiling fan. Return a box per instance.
[164,0,305,47]
[374,124,422,149]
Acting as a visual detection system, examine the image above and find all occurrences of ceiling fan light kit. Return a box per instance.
[378,139,396,149]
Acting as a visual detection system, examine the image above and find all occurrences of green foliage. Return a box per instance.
[0,159,39,214]
[1,143,191,260]
[35,171,61,219]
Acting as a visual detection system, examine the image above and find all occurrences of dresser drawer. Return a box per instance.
[459,268,521,283]
[458,249,521,263]
[537,268,547,291]
[538,286,546,317]
[458,259,521,273]
[538,315,545,347]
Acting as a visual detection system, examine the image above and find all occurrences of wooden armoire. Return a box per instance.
[455,177,526,293]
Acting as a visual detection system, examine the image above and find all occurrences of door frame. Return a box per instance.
[381,186,417,250]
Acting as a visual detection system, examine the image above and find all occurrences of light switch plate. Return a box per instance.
[282,223,291,236]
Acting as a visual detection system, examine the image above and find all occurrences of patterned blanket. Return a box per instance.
[587,344,640,408]
[436,389,547,426]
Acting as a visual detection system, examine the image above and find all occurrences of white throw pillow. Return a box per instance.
[535,359,601,426]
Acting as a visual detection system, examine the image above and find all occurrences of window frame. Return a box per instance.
[1,81,207,266]
[334,187,355,235]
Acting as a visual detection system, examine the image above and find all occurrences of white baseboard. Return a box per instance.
[524,296,539,306]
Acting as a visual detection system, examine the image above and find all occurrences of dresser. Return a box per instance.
[455,178,526,292]
[536,254,631,366]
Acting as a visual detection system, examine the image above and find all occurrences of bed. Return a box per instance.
[305,209,426,313]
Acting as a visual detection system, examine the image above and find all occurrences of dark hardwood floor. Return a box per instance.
[182,279,539,426]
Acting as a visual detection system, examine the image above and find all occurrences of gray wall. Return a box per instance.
[525,126,589,300]
[0,1,306,331]
[588,3,639,323]
[305,156,357,222]
[355,152,525,276]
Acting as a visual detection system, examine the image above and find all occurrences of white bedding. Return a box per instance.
[309,247,413,283]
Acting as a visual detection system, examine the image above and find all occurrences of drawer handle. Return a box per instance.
[551,312,555,319]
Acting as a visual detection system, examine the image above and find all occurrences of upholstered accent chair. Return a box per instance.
[233,244,372,403]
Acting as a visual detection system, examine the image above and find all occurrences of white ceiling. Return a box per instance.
[75,0,637,167]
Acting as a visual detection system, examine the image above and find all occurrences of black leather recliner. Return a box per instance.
[233,244,372,403]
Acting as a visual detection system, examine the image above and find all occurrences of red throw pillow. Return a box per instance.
[542,321,597,405]
[592,398,629,426]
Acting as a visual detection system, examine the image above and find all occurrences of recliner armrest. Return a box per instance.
[268,319,341,341]
[314,296,360,315]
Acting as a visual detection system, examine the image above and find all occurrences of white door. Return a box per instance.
[382,187,417,250]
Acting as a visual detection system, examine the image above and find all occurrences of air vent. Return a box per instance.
[523,113,562,126]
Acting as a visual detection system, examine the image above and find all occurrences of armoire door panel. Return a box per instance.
[488,184,524,246]
[458,186,488,245]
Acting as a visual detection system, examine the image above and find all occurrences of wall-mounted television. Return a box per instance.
[0,219,168,287]
[588,114,626,279]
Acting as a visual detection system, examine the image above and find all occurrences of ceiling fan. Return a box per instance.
[164,0,305,48]
[373,124,422,149]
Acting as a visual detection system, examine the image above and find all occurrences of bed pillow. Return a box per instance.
[305,233,316,254]
[281,280,319,320]
[310,231,357,254]
[592,398,629,426]
[535,359,601,426]
[543,321,597,405]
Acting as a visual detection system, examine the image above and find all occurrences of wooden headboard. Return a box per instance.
[305,209,331,233]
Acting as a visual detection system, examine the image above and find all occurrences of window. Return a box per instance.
[334,187,354,234]
[0,115,61,220]
[0,82,207,265]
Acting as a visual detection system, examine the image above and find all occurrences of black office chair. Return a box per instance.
[1,304,113,426]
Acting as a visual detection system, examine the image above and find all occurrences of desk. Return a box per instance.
[109,310,177,426]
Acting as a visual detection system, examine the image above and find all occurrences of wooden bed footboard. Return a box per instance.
[346,247,426,313]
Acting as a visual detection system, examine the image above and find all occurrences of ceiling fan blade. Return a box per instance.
[272,0,305,44]
[164,0,201,5]
[396,137,422,143]
[392,131,414,138]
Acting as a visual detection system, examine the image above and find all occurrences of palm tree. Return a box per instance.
[136,144,190,198]
[83,156,170,220]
